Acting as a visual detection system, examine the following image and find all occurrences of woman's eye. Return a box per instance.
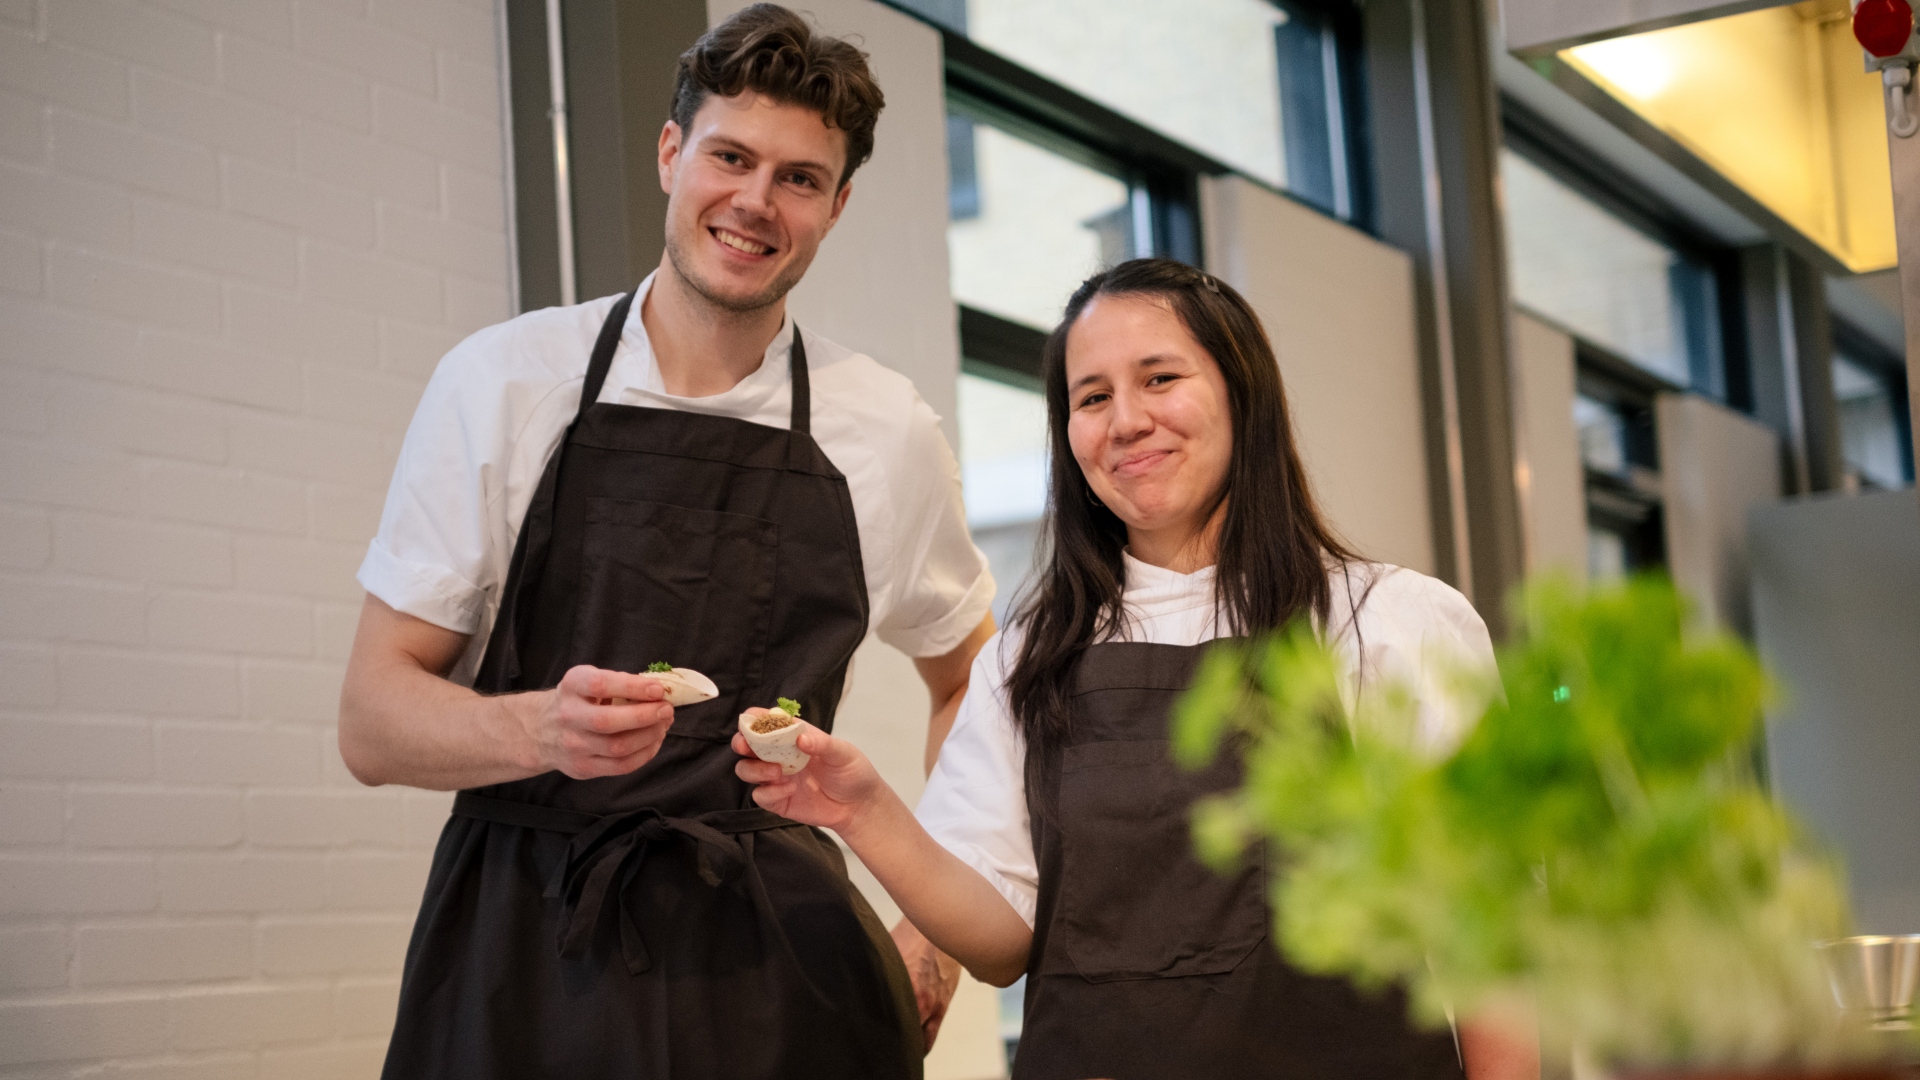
[1148,373,1178,387]
[1077,392,1110,409]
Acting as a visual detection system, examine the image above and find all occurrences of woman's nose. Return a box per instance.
[1109,391,1153,439]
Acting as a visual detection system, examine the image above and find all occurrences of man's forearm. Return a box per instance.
[339,654,543,791]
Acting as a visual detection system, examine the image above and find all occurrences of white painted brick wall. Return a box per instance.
[0,0,509,1073]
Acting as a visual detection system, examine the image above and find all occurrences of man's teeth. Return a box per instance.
[717,231,772,255]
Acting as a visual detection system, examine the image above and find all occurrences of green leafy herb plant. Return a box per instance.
[1174,575,1898,1071]
[776,697,802,718]
[647,661,674,674]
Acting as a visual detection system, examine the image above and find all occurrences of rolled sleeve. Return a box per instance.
[356,536,483,635]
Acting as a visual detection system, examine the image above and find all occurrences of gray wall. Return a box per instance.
[1752,490,1920,935]
[1658,392,1782,635]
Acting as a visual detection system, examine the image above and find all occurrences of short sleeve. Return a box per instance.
[915,633,1039,927]
[1325,564,1498,754]
[356,319,577,636]
[870,395,995,658]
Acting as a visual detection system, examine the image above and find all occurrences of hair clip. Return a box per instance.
[1200,273,1220,294]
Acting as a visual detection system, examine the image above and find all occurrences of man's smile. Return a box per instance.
[711,226,776,256]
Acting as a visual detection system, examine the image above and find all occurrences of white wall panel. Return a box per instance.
[1512,311,1587,578]
[1201,174,1436,575]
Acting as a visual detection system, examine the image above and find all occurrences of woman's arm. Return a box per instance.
[733,721,1032,985]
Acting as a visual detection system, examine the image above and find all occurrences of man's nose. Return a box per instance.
[733,168,778,218]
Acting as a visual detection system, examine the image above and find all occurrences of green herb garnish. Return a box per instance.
[646,661,674,673]
[775,697,802,717]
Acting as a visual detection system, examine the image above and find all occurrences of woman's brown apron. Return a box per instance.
[379,292,922,1079]
[1016,640,1466,1080]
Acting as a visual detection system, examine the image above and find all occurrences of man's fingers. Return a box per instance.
[560,664,667,704]
[562,698,673,736]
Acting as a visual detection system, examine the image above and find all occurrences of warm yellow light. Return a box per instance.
[1573,36,1679,100]
[1562,0,1895,273]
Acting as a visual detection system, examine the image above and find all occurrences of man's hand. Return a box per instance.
[338,595,677,791]
[732,719,884,832]
[522,665,677,779]
[892,919,963,1053]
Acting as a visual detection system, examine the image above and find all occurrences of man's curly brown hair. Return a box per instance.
[671,4,886,188]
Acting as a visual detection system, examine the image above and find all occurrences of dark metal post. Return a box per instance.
[1364,0,1529,635]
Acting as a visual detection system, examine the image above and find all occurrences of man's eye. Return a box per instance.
[786,172,816,188]
[717,152,743,165]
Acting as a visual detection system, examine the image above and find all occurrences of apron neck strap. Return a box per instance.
[786,323,809,437]
[576,290,635,423]
[574,293,812,443]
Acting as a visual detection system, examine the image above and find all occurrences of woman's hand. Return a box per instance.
[732,715,883,833]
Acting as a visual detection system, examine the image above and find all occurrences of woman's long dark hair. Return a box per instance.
[1006,257,1359,764]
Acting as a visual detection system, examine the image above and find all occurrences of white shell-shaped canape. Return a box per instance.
[739,708,809,775]
[650,667,718,707]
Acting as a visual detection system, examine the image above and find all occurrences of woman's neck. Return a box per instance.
[1126,503,1225,575]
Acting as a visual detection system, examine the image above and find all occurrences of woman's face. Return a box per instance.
[1063,294,1233,557]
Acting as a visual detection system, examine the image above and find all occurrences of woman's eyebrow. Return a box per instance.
[1068,354,1180,393]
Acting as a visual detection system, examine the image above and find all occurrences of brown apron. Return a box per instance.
[1016,640,1465,1080]
[380,292,922,1079]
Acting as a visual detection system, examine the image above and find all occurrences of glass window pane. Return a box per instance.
[1833,353,1909,489]
[908,0,1349,207]
[1503,149,1709,387]
[957,372,1050,625]
[958,372,1049,529]
[1574,394,1627,476]
[947,116,1132,331]
[969,0,1286,184]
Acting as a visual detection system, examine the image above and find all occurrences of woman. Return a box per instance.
[734,259,1512,1078]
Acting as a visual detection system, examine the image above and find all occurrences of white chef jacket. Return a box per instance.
[358,271,995,684]
[916,555,1496,929]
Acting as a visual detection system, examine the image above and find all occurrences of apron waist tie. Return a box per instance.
[452,791,794,976]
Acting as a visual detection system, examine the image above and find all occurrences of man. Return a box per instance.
[339,6,990,1076]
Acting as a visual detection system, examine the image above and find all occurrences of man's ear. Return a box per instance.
[827,179,853,229]
[658,120,683,193]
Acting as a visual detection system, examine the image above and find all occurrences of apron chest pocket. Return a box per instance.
[1051,739,1268,982]
[568,498,779,736]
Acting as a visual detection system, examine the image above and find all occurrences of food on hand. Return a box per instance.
[739,698,810,774]
[645,664,719,707]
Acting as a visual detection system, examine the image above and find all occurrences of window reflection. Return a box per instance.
[947,114,1133,331]
[899,0,1357,216]
[1833,353,1911,490]
[1504,149,1721,389]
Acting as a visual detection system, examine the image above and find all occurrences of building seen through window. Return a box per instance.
[947,111,1135,332]
[1832,351,1913,491]
[1503,147,1724,393]
[895,0,1361,218]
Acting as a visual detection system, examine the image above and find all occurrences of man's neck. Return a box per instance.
[640,260,787,398]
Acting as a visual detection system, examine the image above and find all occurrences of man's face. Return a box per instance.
[658,92,852,314]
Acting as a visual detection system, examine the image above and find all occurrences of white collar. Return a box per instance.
[1120,550,1218,623]
[600,270,798,416]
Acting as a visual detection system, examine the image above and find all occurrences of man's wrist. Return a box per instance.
[489,690,546,775]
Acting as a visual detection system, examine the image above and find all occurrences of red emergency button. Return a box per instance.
[1855,0,1916,58]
